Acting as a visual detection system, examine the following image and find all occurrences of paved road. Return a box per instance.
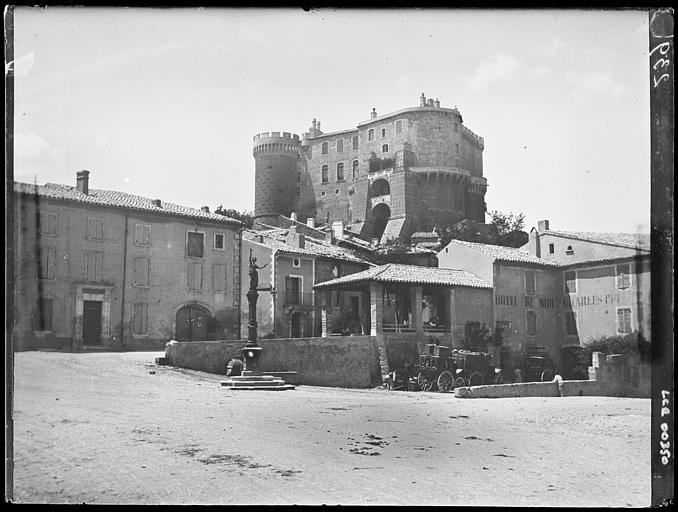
[10,351,651,506]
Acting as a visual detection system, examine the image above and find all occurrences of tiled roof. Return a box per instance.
[243,229,371,264]
[558,253,652,269]
[14,182,241,225]
[314,263,492,289]
[443,239,559,267]
[543,230,651,251]
[411,231,440,239]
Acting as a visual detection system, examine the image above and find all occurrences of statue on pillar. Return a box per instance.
[249,255,267,291]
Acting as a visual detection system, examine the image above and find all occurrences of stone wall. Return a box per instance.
[164,335,382,388]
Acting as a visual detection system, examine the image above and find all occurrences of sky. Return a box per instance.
[12,7,651,234]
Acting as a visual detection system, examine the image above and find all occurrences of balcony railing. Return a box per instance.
[283,291,315,306]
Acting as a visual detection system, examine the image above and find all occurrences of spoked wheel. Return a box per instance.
[454,376,467,388]
[541,369,554,382]
[437,371,454,393]
[468,372,484,387]
[417,371,436,392]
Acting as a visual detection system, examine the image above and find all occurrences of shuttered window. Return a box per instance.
[133,302,149,334]
[616,264,631,289]
[39,212,58,236]
[187,262,203,290]
[87,218,104,240]
[85,251,104,282]
[212,264,226,292]
[526,310,537,336]
[39,247,57,280]
[336,139,343,153]
[617,308,632,333]
[525,270,536,296]
[37,297,54,331]
[134,224,151,246]
[133,257,150,287]
[187,232,204,258]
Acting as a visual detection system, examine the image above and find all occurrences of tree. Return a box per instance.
[488,210,525,237]
[214,206,255,229]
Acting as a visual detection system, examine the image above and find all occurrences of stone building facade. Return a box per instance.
[13,171,242,351]
[253,93,488,244]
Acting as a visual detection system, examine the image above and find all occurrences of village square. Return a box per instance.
[8,7,668,508]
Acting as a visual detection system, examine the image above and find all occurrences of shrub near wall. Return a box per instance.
[164,336,382,388]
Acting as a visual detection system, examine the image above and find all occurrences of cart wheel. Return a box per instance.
[437,371,454,393]
[417,371,436,392]
[468,372,484,387]
[454,376,467,388]
[541,369,554,382]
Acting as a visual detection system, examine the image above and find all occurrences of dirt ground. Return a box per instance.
[9,351,650,506]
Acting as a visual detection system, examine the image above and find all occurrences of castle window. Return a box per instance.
[352,136,359,149]
[321,165,329,183]
[381,128,386,138]
[395,120,403,134]
[382,144,389,153]
[321,142,328,155]
[368,129,374,141]
[336,139,343,153]
[336,163,344,181]
[352,160,359,179]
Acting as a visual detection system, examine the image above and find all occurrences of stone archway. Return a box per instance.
[175,304,211,342]
[371,202,391,241]
[369,178,390,198]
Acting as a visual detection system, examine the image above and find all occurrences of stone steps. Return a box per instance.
[221,372,296,391]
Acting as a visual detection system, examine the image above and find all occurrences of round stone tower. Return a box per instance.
[252,131,301,218]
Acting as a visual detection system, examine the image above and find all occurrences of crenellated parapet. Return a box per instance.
[460,125,485,150]
[252,132,301,157]
[468,176,488,192]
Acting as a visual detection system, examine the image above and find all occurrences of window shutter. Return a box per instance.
[213,264,226,291]
[188,262,203,290]
[133,302,148,334]
[134,257,149,286]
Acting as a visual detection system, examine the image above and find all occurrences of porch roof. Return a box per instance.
[313,263,492,290]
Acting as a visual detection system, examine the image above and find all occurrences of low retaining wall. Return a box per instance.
[164,335,381,388]
[455,381,560,398]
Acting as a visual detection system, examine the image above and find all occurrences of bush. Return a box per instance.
[582,331,650,362]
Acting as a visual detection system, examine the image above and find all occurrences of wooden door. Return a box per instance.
[83,300,102,345]
[176,305,209,342]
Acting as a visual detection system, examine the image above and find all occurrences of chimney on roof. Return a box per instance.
[306,217,316,229]
[434,98,440,108]
[290,211,297,222]
[420,92,426,107]
[332,220,344,241]
[325,228,335,245]
[537,219,550,232]
[201,206,210,213]
[371,108,377,119]
[427,98,434,107]
[152,199,162,208]
[76,170,90,195]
